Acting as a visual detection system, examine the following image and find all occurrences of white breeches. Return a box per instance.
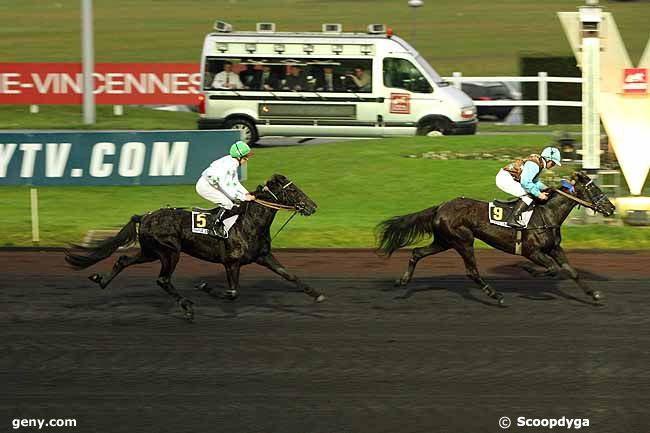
[496,169,533,205]
[195,176,234,210]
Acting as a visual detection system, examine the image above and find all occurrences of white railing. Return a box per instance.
[444,72,583,126]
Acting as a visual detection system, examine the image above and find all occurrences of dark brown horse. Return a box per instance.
[65,174,324,319]
[376,172,615,305]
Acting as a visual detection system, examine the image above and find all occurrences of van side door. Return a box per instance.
[380,57,440,136]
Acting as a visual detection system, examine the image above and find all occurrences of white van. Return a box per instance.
[197,22,477,144]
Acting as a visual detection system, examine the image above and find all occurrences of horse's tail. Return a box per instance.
[64,215,142,270]
[375,206,439,257]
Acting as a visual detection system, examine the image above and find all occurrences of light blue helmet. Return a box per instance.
[541,146,562,166]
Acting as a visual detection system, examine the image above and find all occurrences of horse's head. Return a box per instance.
[569,171,616,217]
[260,174,317,216]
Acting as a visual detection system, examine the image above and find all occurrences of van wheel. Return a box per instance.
[224,118,258,145]
[418,118,450,136]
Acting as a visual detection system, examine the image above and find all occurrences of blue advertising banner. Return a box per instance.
[0,130,243,186]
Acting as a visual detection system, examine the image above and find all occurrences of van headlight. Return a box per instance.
[461,106,476,119]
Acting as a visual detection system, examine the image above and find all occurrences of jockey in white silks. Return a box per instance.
[195,140,256,237]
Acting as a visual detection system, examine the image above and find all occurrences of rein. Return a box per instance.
[524,188,596,231]
[271,211,298,241]
[253,198,296,211]
[553,188,596,210]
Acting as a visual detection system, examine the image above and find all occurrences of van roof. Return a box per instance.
[207,31,391,39]
[204,33,417,56]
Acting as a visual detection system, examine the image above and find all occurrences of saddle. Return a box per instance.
[488,199,535,229]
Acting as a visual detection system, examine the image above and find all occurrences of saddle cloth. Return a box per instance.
[191,208,239,236]
[488,200,534,229]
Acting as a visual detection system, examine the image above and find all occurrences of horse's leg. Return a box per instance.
[395,241,449,287]
[220,263,241,301]
[199,263,241,301]
[524,250,562,278]
[548,246,603,302]
[155,250,194,320]
[450,228,504,305]
[88,251,157,289]
[256,253,325,302]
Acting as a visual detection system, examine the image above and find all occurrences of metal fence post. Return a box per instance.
[538,72,548,126]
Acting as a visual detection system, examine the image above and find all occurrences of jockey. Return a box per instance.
[195,140,256,237]
[496,146,561,228]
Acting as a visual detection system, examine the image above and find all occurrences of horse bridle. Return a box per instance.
[553,179,608,212]
[255,180,299,240]
[583,179,609,211]
[256,181,296,211]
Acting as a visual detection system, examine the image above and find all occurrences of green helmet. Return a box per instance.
[229,140,253,159]
[541,146,562,166]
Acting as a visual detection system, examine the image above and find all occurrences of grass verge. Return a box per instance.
[3,135,648,248]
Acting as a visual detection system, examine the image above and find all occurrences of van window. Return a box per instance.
[203,57,372,93]
[383,58,432,93]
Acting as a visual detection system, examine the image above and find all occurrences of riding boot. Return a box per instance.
[210,207,228,238]
[509,200,528,229]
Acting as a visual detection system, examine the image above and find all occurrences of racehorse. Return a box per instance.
[65,174,325,319]
[376,171,615,305]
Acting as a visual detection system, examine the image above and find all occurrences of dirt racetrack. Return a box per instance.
[1,249,649,433]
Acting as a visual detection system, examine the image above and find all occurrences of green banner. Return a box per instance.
[0,130,242,186]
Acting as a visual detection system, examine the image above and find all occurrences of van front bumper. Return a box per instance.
[449,118,478,135]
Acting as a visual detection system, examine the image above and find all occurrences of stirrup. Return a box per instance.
[211,226,228,238]
[509,220,525,229]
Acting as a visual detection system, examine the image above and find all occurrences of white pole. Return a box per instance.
[30,188,40,244]
[538,72,548,126]
[407,0,423,41]
[452,71,462,89]
[412,6,416,40]
[82,0,95,124]
[581,30,601,169]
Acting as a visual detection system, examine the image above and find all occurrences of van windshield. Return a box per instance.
[414,55,447,85]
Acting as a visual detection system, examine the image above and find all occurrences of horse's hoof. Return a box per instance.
[220,290,239,301]
[196,282,209,292]
[88,273,105,289]
[590,290,604,302]
[495,293,505,306]
[394,275,410,287]
[315,294,326,303]
[179,298,194,320]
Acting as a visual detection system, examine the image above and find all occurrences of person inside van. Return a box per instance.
[282,65,307,91]
[211,61,244,90]
[315,66,343,92]
[259,65,280,90]
[239,64,261,90]
[346,66,371,92]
